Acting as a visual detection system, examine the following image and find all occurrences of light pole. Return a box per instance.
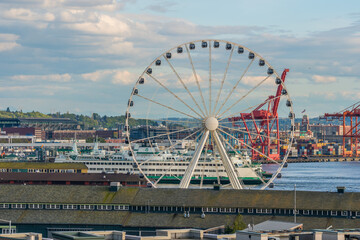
[294,184,297,223]
[0,218,12,234]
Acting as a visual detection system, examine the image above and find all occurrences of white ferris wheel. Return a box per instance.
[125,39,295,190]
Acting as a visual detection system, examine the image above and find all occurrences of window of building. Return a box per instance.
[331,211,337,216]
[63,204,77,210]
[11,204,26,209]
[0,204,9,209]
[247,208,254,213]
[80,205,94,210]
[341,211,348,216]
[238,208,244,213]
[97,205,112,211]
[45,204,60,209]
[356,211,360,217]
[114,205,129,211]
[256,209,272,214]
[202,207,218,213]
[28,204,43,209]
[303,210,309,215]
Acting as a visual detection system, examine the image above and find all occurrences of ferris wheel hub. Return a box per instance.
[205,117,219,131]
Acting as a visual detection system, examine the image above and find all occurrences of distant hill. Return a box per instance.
[0,109,344,130]
[0,110,156,130]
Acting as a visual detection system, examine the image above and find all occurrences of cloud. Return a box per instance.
[11,74,72,82]
[112,70,136,85]
[81,70,112,82]
[0,34,20,52]
[4,8,55,22]
[63,14,131,36]
[242,76,275,87]
[81,69,136,85]
[311,75,336,83]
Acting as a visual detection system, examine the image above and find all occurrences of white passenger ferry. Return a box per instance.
[55,142,270,185]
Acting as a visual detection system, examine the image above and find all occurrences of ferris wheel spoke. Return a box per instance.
[218,124,288,144]
[218,132,265,185]
[213,47,234,115]
[146,74,204,119]
[199,141,209,189]
[136,94,201,121]
[179,130,209,189]
[209,131,222,186]
[218,75,271,119]
[185,45,209,116]
[219,94,284,121]
[209,40,212,115]
[218,128,280,165]
[131,126,200,144]
[163,54,206,118]
[212,130,243,189]
[215,59,255,116]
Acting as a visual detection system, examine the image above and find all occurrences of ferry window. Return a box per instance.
[331,211,337,216]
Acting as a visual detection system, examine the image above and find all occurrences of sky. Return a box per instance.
[0,0,360,117]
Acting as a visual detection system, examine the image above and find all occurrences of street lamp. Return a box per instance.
[0,218,12,234]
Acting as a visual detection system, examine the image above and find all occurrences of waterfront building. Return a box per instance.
[0,172,145,187]
[0,185,360,237]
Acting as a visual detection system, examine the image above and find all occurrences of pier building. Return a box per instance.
[0,185,360,237]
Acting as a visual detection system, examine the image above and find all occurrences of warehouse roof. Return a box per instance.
[0,185,358,211]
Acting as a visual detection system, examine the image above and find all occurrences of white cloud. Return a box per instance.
[112,70,136,85]
[81,70,112,82]
[242,76,275,87]
[312,75,336,83]
[4,8,55,22]
[0,34,19,52]
[81,69,136,85]
[64,14,131,36]
[11,74,72,82]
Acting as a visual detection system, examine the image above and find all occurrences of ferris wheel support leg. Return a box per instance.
[212,130,243,190]
[179,130,209,189]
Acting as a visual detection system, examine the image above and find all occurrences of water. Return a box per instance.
[263,161,360,192]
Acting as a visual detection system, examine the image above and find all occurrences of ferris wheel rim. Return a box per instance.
[124,39,295,190]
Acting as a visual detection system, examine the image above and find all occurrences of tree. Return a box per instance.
[6,107,10,112]
[224,214,246,234]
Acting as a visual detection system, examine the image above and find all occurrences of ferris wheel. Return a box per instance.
[125,39,295,190]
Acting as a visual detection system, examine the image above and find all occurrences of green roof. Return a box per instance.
[0,162,87,170]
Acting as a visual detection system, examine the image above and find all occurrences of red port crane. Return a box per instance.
[322,101,360,157]
[228,69,289,161]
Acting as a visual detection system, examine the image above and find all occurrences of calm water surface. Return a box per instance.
[263,161,360,192]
